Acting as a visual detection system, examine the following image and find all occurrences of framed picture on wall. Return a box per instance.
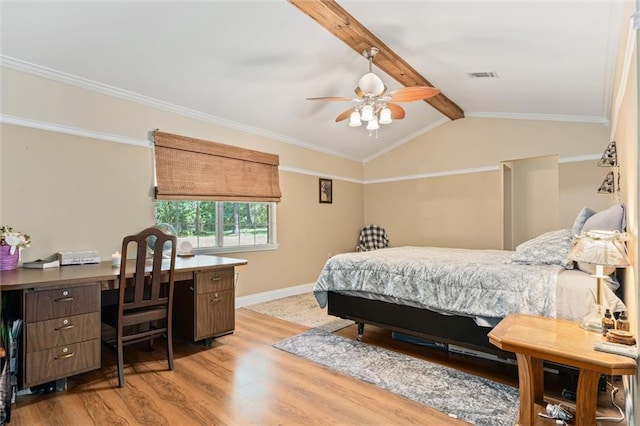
[319,178,332,204]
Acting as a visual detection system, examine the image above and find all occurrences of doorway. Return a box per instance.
[501,155,559,250]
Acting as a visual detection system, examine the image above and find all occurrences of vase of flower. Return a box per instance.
[0,244,19,271]
[0,225,31,271]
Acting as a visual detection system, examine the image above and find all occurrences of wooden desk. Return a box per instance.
[488,314,637,426]
[0,255,247,388]
[0,255,246,291]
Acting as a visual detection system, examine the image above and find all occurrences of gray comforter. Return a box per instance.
[314,246,563,319]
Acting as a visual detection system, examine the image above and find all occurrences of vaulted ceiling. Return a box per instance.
[0,1,627,162]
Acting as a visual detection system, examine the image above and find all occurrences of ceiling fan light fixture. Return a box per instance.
[379,107,392,124]
[307,46,440,136]
[361,104,374,121]
[349,110,362,127]
[358,72,385,96]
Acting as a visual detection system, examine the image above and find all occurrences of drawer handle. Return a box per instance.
[209,297,222,303]
[54,324,75,331]
[55,352,75,360]
[55,297,74,302]
[209,277,222,282]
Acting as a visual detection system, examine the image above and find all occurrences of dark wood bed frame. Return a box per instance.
[326,291,590,394]
[327,291,514,359]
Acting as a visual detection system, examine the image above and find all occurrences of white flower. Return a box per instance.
[5,234,20,246]
[1,225,31,255]
[4,234,21,255]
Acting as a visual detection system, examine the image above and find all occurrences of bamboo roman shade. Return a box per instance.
[153,131,282,202]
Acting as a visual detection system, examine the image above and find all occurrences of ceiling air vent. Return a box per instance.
[467,71,499,78]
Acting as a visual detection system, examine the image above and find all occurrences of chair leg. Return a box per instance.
[117,331,125,388]
[166,327,174,371]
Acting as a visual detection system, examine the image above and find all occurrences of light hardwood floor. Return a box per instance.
[10,308,627,425]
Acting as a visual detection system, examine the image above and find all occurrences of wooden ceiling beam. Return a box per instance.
[288,0,465,121]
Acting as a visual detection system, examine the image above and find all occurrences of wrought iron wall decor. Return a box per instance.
[596,141,620,200]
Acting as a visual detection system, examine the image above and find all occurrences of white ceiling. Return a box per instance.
[0,1,627,162]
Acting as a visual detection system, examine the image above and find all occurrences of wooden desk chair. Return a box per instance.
[101,227,177,388]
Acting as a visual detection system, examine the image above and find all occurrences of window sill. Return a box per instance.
[192,244,279,256]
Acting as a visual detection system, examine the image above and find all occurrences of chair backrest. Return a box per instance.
[117,227,177,316]
[356,224,389,252]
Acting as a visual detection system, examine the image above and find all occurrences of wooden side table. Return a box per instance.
[488,314,636,426]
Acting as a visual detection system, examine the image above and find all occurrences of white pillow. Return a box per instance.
[575,203,626,275]
[582,203,625,232]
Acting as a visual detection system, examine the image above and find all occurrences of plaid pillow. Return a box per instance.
[356,225,389,252]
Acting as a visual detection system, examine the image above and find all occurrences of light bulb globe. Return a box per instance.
[361,105,374,121]
[358,72,385,96]
[379,107,392,124]
[349,110,362,127]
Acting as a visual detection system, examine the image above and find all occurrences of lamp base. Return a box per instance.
[580,303,604,333]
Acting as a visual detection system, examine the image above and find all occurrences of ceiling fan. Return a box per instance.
[307,47,441,133]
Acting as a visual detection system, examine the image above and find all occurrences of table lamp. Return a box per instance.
[567,230,630,332]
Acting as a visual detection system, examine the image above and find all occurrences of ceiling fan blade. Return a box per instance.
[307,96,355,102]
[335,108,354,122]
[387,87,441,102]
[388,103,406,120]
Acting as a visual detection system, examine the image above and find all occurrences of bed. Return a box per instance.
[313,227,626,357]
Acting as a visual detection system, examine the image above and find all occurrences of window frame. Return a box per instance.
[155,200,278,255]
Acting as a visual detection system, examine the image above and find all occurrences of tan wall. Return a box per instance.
[364,171,501,249]
[1,68,363,181]
[558,161,615,226]
[364,117,613,249]
[365,117,610,180]
[1,124,155,255]
[607,2,638,419]
[237,171,363,296]
[0,70,365,297]
[508,155,559,247]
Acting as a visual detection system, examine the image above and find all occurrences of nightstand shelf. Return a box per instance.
[489,314,636,425]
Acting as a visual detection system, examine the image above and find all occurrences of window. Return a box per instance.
[152,131,281,253]
[155,200,277,253]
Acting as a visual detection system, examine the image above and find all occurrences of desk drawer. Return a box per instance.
[195,289,235,339]
[195,269,234,294]
[25,339,101,387]
[25,284,100,322]
[26,312,100,353]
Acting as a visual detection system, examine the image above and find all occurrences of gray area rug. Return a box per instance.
[274,328,519,426]
[244,292,354,332]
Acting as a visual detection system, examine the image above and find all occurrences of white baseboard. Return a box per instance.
[236,282,315,308]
